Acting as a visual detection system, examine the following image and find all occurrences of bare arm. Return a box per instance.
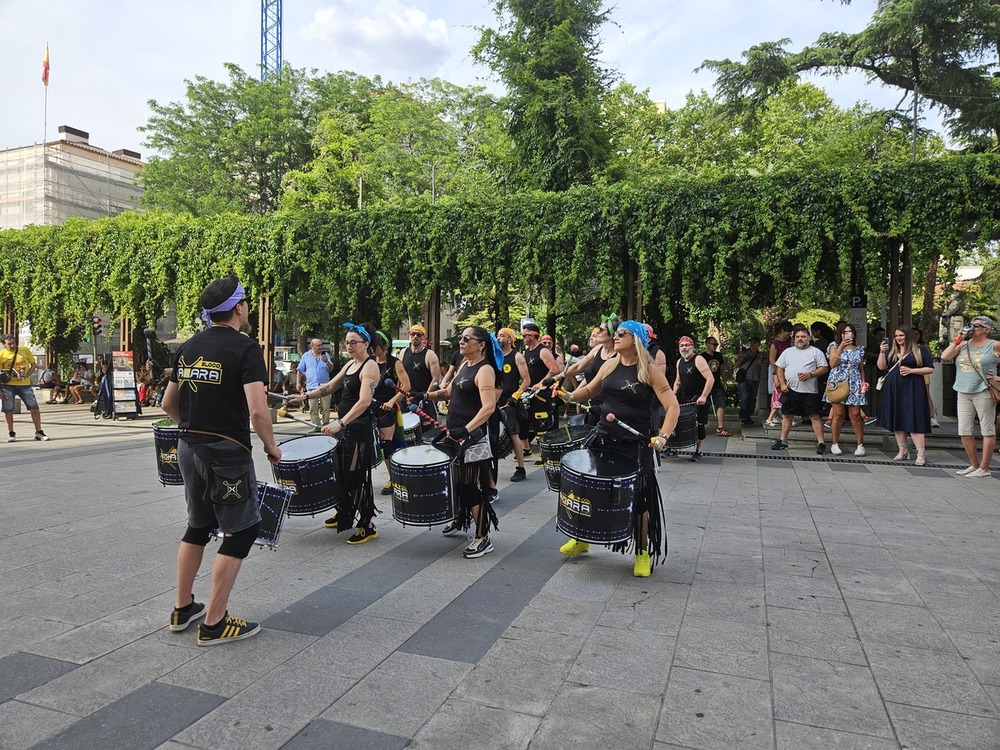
[246,381,281,463]
[564,345,598,379]
[162,381,180,423]
[695,356,714,403]
[515,353,530,391]
[426,349,442,387]
[465,367,499,433]
[539,346,561,378]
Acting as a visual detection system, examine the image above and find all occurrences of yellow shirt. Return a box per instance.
[0,346,34,387]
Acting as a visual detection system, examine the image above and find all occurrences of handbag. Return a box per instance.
[826,379,850,403]
[875,354,902,391]
[966,342,1000,403]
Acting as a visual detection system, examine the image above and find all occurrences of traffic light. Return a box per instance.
[92,316,102,338]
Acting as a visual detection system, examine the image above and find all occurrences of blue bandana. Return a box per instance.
[619,320,649,348]
[342,322,371,343]
[201,282,246,325]
[488,332,503,367]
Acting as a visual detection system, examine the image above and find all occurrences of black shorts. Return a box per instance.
[780,390,821,417]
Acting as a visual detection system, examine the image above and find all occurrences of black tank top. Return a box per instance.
[372,355,399,404]
[584,347,616,407]
[523,344,550,386]
[340,357,374,424]
[500,350,521,397]
[447,359,491,430]
[598,362,654,441]
[676,356,707,403]
[402,346,434,392]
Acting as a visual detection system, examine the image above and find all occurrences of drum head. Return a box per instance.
[541,425,592,447]
[561,448,638,477]
[391,444,453,467]
[401,412,420,430]
[279,434,339,460]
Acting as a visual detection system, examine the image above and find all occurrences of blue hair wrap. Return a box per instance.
[488,332,503,367]
[201,282,246,325]
[619,320,649,348]
[342,322,371,343]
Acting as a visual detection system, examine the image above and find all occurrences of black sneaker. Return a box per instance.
[510,467,526,482]
[346,526,378,544]
[534,455,544,466]
[323,511,338,528]
[441,521,461,536]
[816,443,827,455]
[771,439,788,450]
[197,612,260,646]
[690,451,703,462]
[463,536,494,559]
[380,482,393,496]
[169,599,206,632]
[34,431,49,441]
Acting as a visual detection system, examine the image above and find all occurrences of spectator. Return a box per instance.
[38,363,66,404]
[876,326,934,466]
[734,336,763,425]
[68,362,96,404]
[825,322,868,456]
[297,339,335,426]
[0,333,49,441]
[766,322,793,426]
[771,325,829,454]
[701,336,730,436]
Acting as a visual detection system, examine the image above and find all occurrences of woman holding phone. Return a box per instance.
[876,326,934,465]
[825,322,868,456]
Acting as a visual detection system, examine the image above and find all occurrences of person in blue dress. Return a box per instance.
[824,322,869,456]
[876,326,934,465]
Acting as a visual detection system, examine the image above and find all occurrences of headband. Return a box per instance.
[376,330,391,347]
[488,332,504,367]
[678,336,695,346]
[499,327,517,342]
[619,320,649,348]
[201,282,245,324]
[600,314,619,330]
[409,324,426,335]
[342,322,371,343]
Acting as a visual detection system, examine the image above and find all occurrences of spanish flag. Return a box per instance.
[42,44,49,87]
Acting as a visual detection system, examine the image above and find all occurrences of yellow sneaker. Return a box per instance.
[559,539,589,556]
[633,550,651,578]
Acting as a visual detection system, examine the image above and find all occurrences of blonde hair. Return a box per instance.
[888,326,922,366]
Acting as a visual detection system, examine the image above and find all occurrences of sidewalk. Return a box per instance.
[2,403,999,749]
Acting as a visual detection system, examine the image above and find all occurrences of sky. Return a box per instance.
[1,0,924,157]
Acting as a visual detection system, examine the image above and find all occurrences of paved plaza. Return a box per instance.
[2,402,1000,749]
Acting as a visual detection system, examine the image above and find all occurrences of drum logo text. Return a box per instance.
[160,447,178,466]
[276,478,299,495]
[560,490,591,517]
[393,484,409,503]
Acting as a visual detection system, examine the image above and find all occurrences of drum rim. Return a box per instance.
[277,433,340,460]
[559,447,640,477]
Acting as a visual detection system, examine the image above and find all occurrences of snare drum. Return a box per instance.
[667,404,699,450]
[540,425,593,491]
[402,412,423,446]
[212,482,292,550]
[152,422,183,486]
[556,449,638,545]
[388,444,458,527]
[272,435,340,516]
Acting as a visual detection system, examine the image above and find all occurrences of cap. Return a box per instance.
[408,324,426,335]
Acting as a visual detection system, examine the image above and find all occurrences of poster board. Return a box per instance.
[111,351,138,416]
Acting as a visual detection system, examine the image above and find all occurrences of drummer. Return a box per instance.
[564,315,620,424]
[372,331,410,496]
[411,326,502,559]
[560,321,679,577]
[289,322,381,544]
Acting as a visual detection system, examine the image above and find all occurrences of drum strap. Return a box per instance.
[180,428,251,453]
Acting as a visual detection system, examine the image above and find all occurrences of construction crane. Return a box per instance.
[261,0,282,81]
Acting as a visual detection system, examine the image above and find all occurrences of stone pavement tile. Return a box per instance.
[886,702,1000,750]
[896,560,982,592]
[29,573,174,628]
[507,594,605,638]
[824,542,898,570]
[961,553,1000,586]
[914,586,1000,634]
[407,697,539,750]
[771,652,893,738]
[760,524,825,551]
[539,556,624,603]
[320,652,472,737]
[774,721,899,749]
[263,584,379,637]
[285,614,421,681]
[0,652,76,702]
[673,615,768,680]
[283,718,408,750]
[811,524,882,547]
[0,700,80,750]
[762,546,833,578]
[0,616,76,658]
[865,641,998,718]
[766,606,867,665]
[25,605,166,665]
[657,550,698,585]
[159,629,317,697]
[359,569,470,624]
[567,625,673,694]
[175,666,352,750]
[398,603,512,663]
[597,579,689,634]
[0,563,78,596]
[846,599,951,650]
[531,684,660,750]
[699,531,762,557]
[763,571,848,615]
[451,627,581,715]
[693,552,764,585]
[832,565,923,605]
[22,640,199,716]
[949,629,1000,687]
[684,579,766,625]
[35,682,225,750]
[656,667,773,749]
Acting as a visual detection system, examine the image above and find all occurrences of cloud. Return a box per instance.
[300,0,450,72]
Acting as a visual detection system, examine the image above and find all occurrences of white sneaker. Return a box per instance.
[966,468,992,478]
[854,445,866,457]
[956,466,978,476]
[830,443,842,455]
[930,418,941,428]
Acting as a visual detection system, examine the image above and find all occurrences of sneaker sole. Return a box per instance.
[463,545,494,559]
[197,624,261,646]
[169,607,207,632]
[346,532,378,544]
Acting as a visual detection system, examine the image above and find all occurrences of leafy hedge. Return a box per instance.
[3,154,999,343]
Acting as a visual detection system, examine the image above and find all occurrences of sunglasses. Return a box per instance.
[613,329,633,338]
[973,323,988,329]
[459,335,483,343]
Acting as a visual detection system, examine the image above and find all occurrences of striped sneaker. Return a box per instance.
[169,599,206,632]
[197,613,260,646]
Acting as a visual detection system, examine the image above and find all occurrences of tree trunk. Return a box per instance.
[919,255,939,339]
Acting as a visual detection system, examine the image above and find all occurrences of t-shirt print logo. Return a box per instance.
[222,480,242,500]
[176,356,223,391]
[620,379,640,393]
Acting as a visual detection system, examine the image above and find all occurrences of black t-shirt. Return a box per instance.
[373,354,400,404]
[402,346,434,392]
[584,347,616,408]
[676,356,708,403]
[169,326,268,449]
[597,362,655,441]
[447,359,491,430]
[702,350,724,384]
[523,343,550,386]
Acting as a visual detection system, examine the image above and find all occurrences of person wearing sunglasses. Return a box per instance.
[940,316,1000,477]
[402,324,442,426]
[560,321,680,577]
[564,315,621,426]
[412,326,503,559]
[290,322,382,542]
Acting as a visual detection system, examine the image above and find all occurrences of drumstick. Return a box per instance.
[268,391,293,401]
[407,403,451,434]
[276,408,322,431]
[605,412,655,445]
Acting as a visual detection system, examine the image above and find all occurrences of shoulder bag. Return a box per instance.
[966,342,1000,403]
[875,356,901,391]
